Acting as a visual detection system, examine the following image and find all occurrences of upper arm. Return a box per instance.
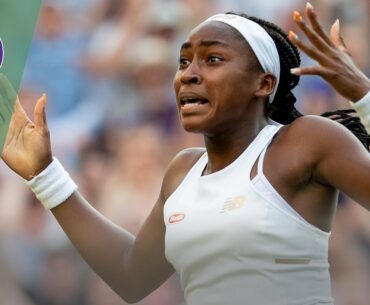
[124,148,205,301]
[306,116,370,209]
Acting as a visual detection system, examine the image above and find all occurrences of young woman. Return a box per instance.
[1,3,370,305]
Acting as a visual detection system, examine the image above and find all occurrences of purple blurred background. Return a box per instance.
[0,1,369,304]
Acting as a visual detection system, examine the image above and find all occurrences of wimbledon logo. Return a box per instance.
[0,38,4,69]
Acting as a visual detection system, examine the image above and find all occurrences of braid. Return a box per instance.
[229,13,303,124]
[321,109,370,151]
[228,12,370,150]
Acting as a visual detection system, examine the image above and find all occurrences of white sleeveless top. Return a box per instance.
[164,125,333,305]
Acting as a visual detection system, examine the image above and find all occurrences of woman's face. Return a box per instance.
[173,21,265,135]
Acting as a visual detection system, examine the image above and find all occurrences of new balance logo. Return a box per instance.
[220,195,246,213]
[0,38,4,69]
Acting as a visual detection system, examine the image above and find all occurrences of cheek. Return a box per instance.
[212,73,245,100]
[173,71,181,93]
[215,77,252,111]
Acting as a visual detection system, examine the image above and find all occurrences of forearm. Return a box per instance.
[0,81,172,302]
[51,192,137,301]
[24,157,173,302]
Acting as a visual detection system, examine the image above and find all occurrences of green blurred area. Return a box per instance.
[0,0,41,151]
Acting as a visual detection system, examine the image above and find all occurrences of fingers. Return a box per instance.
[290,66,332,77]
[329,20,341,47]
[329,20,349,53]
[304,3,333,46]
[34,94,48,130]
[0,74,17,108]
[292,8,332,55]
[0,95,9,124]
[0,74,16,115]
[0,76,17,138]
[288,31,322,62]
[13,97,31,125]
[0,95,29,152]
[291,3,350,58]
[289,2,346,76]
[0,74,30,126]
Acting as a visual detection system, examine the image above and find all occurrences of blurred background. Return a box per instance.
[0,0,369,304]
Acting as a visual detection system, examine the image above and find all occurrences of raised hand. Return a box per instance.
[0,74,52,180]
[289,2,370,102]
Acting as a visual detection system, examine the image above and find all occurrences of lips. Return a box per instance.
[178,93,210,117]
[179,93,209,107]
[180,96,209,106]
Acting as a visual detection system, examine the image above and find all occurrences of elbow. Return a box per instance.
[125,296,144,304]
[109,266,161,303]
[117,283,148,304]
[120,291,146,304]
[121,295,139,304]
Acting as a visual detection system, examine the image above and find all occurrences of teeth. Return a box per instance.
[183,98,197,104]
[181,97,207,105]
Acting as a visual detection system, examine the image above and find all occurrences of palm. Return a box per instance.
[290,5,370,101]
[0,79,52,180]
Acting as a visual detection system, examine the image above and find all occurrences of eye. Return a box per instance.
[207,55,223,63]
[179,57,191,69]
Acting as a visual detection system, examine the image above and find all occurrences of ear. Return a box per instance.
[255,73,277,99]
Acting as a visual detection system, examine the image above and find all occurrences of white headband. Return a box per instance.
[198,14,280,103]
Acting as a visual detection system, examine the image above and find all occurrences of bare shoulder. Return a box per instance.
[161,147,206,201]
[271,115,369,186]
[284,114,349,136]
[277,115,366,153]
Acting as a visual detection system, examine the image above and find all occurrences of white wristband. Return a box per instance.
[350,90,370,133]
[25,157,78,210]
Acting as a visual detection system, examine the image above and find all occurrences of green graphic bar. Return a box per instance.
[0,0,42,152]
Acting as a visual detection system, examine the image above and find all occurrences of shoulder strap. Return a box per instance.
[244,124,283,173]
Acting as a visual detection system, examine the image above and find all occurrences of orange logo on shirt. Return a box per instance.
[169,213,185,223]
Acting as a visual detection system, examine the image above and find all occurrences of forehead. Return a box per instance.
[183,21,251,52]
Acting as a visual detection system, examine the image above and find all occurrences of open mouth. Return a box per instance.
[180,97,209,106]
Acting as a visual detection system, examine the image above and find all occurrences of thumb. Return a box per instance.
[34,94,48,130]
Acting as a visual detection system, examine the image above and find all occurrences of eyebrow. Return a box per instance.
[180,40,230,50]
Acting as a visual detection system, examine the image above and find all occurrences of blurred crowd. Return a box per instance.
[0,0,369,304]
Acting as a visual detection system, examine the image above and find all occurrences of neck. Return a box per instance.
[203,117,268,175]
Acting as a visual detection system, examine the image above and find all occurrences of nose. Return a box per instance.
[180,62,202,85]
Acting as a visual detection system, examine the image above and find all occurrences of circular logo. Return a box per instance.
[0,38,4,69]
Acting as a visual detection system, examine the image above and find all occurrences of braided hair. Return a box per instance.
[229,13,370,150]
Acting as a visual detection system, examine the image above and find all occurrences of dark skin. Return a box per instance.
[1,4,370,303]
[174,22,275,174]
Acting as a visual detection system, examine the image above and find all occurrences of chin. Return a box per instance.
[181,121,206,134]
[182,125,203,134]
